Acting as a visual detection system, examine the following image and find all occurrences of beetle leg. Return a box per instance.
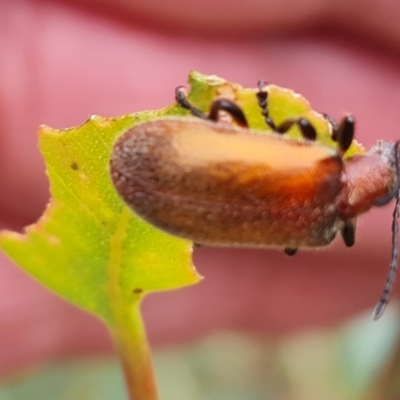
[332,116,355,154]
[320,113,355,154]
[341,220,356,247]
[256,80,277,130]
[284,247,298,256]
[175,86,248,127]
[257,81,316,141]
[208,99,248,127]
[175,86,209,120]
[275,118,317,140]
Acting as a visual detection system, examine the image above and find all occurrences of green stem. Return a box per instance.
[108,207,158,399]
[113,304,158,400]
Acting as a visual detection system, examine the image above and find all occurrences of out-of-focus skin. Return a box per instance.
[2,0,400,376]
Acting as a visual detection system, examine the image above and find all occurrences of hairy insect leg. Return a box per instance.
[175,86,248,127]
[256,81,317,140]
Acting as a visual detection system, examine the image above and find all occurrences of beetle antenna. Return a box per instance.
[372,142,400,319]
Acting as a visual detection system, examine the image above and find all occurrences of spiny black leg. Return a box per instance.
[256,81,316,141]
[334,116,355,153]
[284,248,298,256]
[209,99,248,127]
[175,86,248,127]
[341,221,356,247]
[175,86,208,119]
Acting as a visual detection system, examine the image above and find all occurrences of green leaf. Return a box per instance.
[0,112,200,323]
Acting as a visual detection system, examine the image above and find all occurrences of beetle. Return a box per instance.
[110,81,400,319]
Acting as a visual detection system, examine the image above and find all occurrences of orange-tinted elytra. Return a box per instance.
[110,83,400,319]
[111,119,342,248]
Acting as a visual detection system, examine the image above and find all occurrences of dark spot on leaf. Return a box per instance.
[133,288,143,294]
[70,162,79,170]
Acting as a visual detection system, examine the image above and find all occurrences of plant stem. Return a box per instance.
[113,305,158,400]
[108,207,158,399]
